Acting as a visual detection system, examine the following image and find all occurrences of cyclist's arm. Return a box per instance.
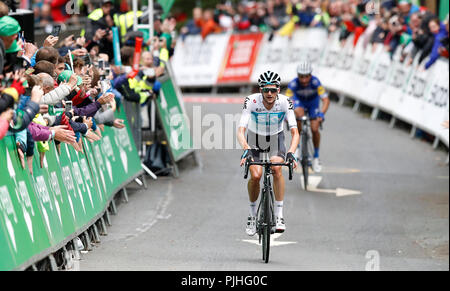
[238,97,252,150]
[237,126,250,150]
[321,96,330,115]
[288,127,300,154]
[286,98,299,153]
[317,83,330,115]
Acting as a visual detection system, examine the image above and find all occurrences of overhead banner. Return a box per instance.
[217,33,264,84]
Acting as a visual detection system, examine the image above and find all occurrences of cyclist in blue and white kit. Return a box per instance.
[238,71,299,236]
[286,59,330,173]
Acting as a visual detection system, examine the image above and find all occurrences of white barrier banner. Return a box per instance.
[377,50,415,114]
[316,32,341,91]
[251,28,328,85]
[250,33,290,84]
[172,34,230,87]
[394,63,432,126]
[421,60,449,140]
[329,34,355,96]
[360,47,392,107]
[279,28,328,82]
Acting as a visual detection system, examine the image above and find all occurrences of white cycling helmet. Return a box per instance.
[297,59,313,75]
[258,71,281,87]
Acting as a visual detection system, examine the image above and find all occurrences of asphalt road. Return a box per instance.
[80,94,449,271]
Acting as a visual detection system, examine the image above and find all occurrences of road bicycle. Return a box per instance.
[244,152,293,263]
[298,116,314,190]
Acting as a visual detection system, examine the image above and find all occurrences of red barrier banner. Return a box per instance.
[217,33,264,84]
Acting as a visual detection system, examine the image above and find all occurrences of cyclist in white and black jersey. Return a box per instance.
[237,71,300,236]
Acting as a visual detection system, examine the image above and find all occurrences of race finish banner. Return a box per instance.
[155,65,196,177]
[217,33,264,84]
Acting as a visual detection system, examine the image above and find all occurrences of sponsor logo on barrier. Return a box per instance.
[80,158,95,208]
[356,59,370,75]
[324,50,339,68]
[408,75,427,98]
[337,52,353,70]
[101,137,114,182]
[61,166,75,192]
[35,176,54,235]
[49,172,62,197]
[18,181,35,241]
[390,67,407,88]
[71,162,87,212]
[0,186,17,252]
[102,136,115,161]
[18,181,34,216]
[94,144,108,191]
[35,176,51,208]
[373,64,389,81]
[80,158,93,187]
[428,85,449,108]
[0,186,17,223]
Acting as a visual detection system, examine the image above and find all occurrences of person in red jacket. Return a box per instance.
[48,0,70,23]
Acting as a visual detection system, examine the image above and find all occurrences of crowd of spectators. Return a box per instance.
[181,0,449,70]
[0,0,174,173]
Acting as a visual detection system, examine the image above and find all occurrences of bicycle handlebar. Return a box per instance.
[244,159,294,181]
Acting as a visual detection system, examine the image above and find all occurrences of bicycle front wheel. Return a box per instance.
[261,189,271,263]
[262,225,270,263]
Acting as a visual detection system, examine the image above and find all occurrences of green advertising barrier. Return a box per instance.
[0,137,52,269]
[38,144,77,239]
[155,65,196,177]
[0,214,16,270]
[0,104,143,270]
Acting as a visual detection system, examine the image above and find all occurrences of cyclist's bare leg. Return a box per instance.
[294,107,305,132]
[248,165,262,203]
[310,119,321,149]
[270,156,285,202]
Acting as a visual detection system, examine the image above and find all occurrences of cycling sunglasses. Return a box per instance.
[262,88,278,93]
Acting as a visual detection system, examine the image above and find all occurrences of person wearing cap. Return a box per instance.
[0,15,22,74]
[0,15,20,51]
[86,0,115,39]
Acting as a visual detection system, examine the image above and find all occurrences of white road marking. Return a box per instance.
[242,233,297,247]
[301,175,362,197]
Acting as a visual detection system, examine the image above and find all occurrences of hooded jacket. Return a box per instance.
[425,23,448,69]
